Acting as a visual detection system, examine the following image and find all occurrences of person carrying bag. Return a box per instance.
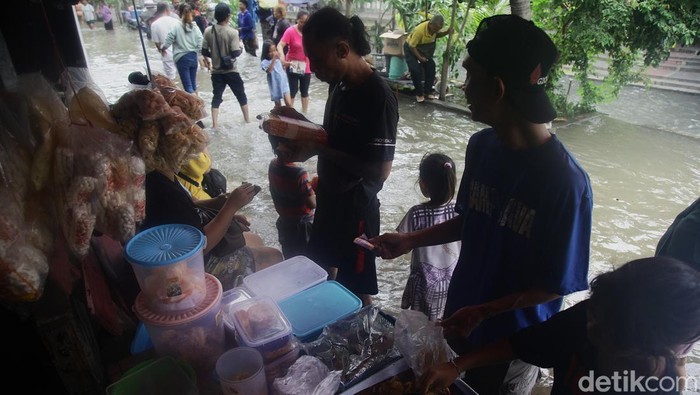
[213,24,234,70]
[202,2,251,127]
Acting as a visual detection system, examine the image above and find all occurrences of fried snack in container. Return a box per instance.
[262,113,328,144]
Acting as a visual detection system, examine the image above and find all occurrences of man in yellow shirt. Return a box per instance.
[403,15,452,102]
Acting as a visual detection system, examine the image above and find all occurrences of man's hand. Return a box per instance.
[368,232,413,259]
[438,305,489,339]
[418,361,460,394]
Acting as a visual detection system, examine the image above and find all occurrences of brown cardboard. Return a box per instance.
[380,30,409,56]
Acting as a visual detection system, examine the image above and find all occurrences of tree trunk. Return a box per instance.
[345,0,352,16]
[509,0,531,20]
[438,0,459,100]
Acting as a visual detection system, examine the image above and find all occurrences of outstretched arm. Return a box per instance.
[439,287,561,340]
[370,215,463,259]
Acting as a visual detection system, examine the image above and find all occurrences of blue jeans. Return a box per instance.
[176,51,198,93]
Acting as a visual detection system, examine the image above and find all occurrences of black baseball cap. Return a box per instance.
[467,15,559,123]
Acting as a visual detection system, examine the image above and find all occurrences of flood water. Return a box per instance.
[80,25,700,374]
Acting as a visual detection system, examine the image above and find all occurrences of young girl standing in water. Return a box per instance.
[397,153,461,320]
[261,40,292,108]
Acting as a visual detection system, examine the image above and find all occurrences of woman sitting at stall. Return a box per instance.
[419,256,700,394]
[142,159,283,291]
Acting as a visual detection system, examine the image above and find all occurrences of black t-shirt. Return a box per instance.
[142,171,203,232]
[318,70,398,202]
[272,18,291,46]
[510,301,681,395]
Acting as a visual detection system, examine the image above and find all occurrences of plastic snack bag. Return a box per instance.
[54,123,145,257]
[394,309,457,378]
[273,355,342,395]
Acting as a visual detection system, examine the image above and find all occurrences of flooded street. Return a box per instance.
[82,24,700,371]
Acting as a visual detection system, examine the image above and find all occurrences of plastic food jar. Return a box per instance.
[126,224,206,313]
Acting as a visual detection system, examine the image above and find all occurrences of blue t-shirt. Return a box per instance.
[237,10,255,39]
[445,128,592,351]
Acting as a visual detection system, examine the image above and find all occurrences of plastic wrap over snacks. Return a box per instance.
[61,67,109,110]
[53,124,145,257]
[110,83,208,173]
[302,305,401,389]
[0,74,65,302]
[394,309,457,378]
[272,355,341,395]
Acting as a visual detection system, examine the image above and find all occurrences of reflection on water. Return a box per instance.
[82,26,700,367]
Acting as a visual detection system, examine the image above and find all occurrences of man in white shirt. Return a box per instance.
[150,2,181,80]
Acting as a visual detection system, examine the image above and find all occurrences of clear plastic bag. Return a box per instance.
[158,86,207,121]
[394,309,457,378]
[302,305,401,389]
[0,73,75,302]
[112,88,177,121]
[53,123,145,257]
[61,67,109,110]
[67,86,118,133]
[272,355,342,395]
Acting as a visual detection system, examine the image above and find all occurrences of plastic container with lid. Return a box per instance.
[228,295,293,361]
[106,356,198,395]
[221,286,252,349]
[263,340,301,386]
[126,224,207,313]
[242,255,327,302]
[278,280,362,342]
[134,273,224,381]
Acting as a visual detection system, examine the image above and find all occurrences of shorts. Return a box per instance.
[307,191,380,295]
[204,246,255,292]
[286,71,310,98]
[275,215,313,259]
[211,72,247,108]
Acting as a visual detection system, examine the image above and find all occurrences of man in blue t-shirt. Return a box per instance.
[370,14,592,394]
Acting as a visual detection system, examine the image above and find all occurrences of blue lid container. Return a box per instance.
[125,224,207,313]
[278,280,362,341]
[125,224,205,267]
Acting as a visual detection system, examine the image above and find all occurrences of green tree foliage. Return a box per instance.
[360,0,698,116]
[533,0,700,114]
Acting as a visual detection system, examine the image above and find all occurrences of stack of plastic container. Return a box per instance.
[126,224,225,390]
[232,255,363,387]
